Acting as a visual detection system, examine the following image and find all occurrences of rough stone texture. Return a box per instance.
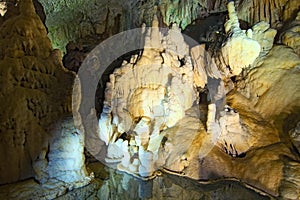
[252,21,277,58]
[36,0,299,59]
[235,45,300,120]
[237,0,300,28]
[279,11,300,55]
[0,0,300,199]
[93,3,300,199]
[289,122,300,153]
[0,0,89,187]
[33,117,92,189]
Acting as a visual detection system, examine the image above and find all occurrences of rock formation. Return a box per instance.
[279,11,300,55]
[98,19,201,177]
[0,2,7,17]
[0,0,299,199]
[218,1,261,76]
[235,45,300,119]
[0,0,91,191]
[94,2,300,199]
[237,0,300,28]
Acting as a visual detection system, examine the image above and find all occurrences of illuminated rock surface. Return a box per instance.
[0,0,90,190]
[219,2,261,76]
[98,19,200,177]
[95,4,300,199]
[0,0,299,199]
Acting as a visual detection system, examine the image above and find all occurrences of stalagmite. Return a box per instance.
[98,17,199,177]
[220,1,261,75]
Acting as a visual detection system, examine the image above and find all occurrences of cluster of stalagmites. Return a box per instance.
[97,2,300,199]
[99,18,198,177]
[98,1,258,178]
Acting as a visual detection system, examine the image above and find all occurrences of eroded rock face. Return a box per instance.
[1,0,299,199]
[33,117,91,189]
[290,122,300,154]
[0,0,90,187]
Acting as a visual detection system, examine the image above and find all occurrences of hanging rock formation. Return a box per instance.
[38,0,228,54]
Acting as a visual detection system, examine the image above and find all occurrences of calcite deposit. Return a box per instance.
[94,2,300,199]
[237,0,299,28]
[0,0,299,199]
[98,18,201,177]
[0,0,91,191]
[219,1,261,76]
[0,2,7,16]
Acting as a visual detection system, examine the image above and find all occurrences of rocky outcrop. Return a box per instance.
[0,0,90,188]
[33,117,92,189]
[252,21,277,58]
[289,122,300,153]
[0,0,299,199]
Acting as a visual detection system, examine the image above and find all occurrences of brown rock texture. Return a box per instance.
[237,0,300,28]
[235,45,300,120]
[279,11,300,55]
[0,0,74,184]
